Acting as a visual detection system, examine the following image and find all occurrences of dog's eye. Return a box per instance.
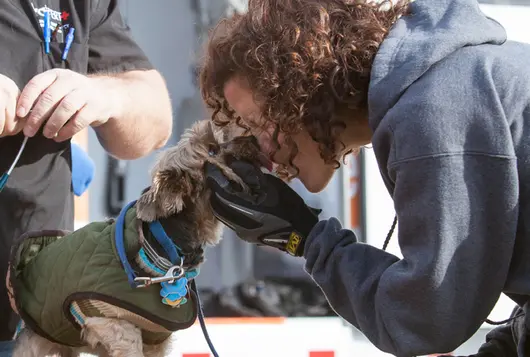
[208,144,219,156]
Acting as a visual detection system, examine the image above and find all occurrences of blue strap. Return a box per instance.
[114,200,140,287]
[148,220,181,265]
[138,248,166,276]
[115,200,193,288]
[137,247,199,280]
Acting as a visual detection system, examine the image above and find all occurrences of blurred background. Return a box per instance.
[71,0,530,355]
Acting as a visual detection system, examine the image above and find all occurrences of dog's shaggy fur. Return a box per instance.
[9,120,266,357]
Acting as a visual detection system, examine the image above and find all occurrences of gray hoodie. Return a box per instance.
[303,0,530,356]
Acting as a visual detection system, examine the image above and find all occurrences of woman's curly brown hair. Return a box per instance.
[199,0,410,176]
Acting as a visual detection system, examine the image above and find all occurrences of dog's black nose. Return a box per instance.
[248,135,259,147]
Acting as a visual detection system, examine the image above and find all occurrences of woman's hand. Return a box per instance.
[205,160,321,256]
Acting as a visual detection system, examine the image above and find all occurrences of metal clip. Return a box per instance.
[134,260,185,288]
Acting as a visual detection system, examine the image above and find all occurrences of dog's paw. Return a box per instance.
[219,166,252,193]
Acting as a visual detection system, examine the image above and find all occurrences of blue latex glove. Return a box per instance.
[71,142,95,197]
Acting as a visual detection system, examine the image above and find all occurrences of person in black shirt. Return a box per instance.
[0,1,173,353]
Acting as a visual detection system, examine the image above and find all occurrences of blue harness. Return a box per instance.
[114,200,219,356]
[114,200,198,306]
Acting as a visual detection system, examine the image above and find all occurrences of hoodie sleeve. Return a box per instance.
[303,153,519,356]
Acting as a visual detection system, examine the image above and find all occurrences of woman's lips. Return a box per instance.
[256,135,276,171]
[257,152,274,171]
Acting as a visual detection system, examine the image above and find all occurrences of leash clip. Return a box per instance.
[134,259,184,288]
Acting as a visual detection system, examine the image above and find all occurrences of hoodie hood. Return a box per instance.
[368,0,507,131]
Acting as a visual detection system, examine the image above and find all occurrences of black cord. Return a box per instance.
[382,215,398,251]
[485,312,524,326]
[192,280,220,357]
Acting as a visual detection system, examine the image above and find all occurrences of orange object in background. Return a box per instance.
[310,352,335,357]
[348,153,361,231]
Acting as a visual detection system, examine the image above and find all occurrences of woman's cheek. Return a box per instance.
[298,162,335,193]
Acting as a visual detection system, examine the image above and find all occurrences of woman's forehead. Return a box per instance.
[223,78,261,120]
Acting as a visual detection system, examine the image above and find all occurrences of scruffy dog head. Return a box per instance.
[135,119,267,246]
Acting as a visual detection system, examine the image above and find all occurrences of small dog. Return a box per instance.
[7,119,271,357]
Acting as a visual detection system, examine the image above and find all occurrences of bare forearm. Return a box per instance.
[91,70,173,160]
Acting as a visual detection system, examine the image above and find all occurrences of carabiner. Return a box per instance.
[134,262,185,288]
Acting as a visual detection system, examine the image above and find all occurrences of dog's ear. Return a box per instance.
[190,121,220,153]
[136,169,196,222]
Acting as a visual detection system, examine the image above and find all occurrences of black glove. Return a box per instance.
[204,160,321,256]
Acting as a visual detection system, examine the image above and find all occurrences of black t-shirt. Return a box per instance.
[0,0,153,340]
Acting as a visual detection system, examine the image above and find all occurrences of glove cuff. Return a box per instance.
[286,211,319,257]
[285,231,306,257]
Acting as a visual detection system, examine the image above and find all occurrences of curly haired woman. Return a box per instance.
[200,0,530,356]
